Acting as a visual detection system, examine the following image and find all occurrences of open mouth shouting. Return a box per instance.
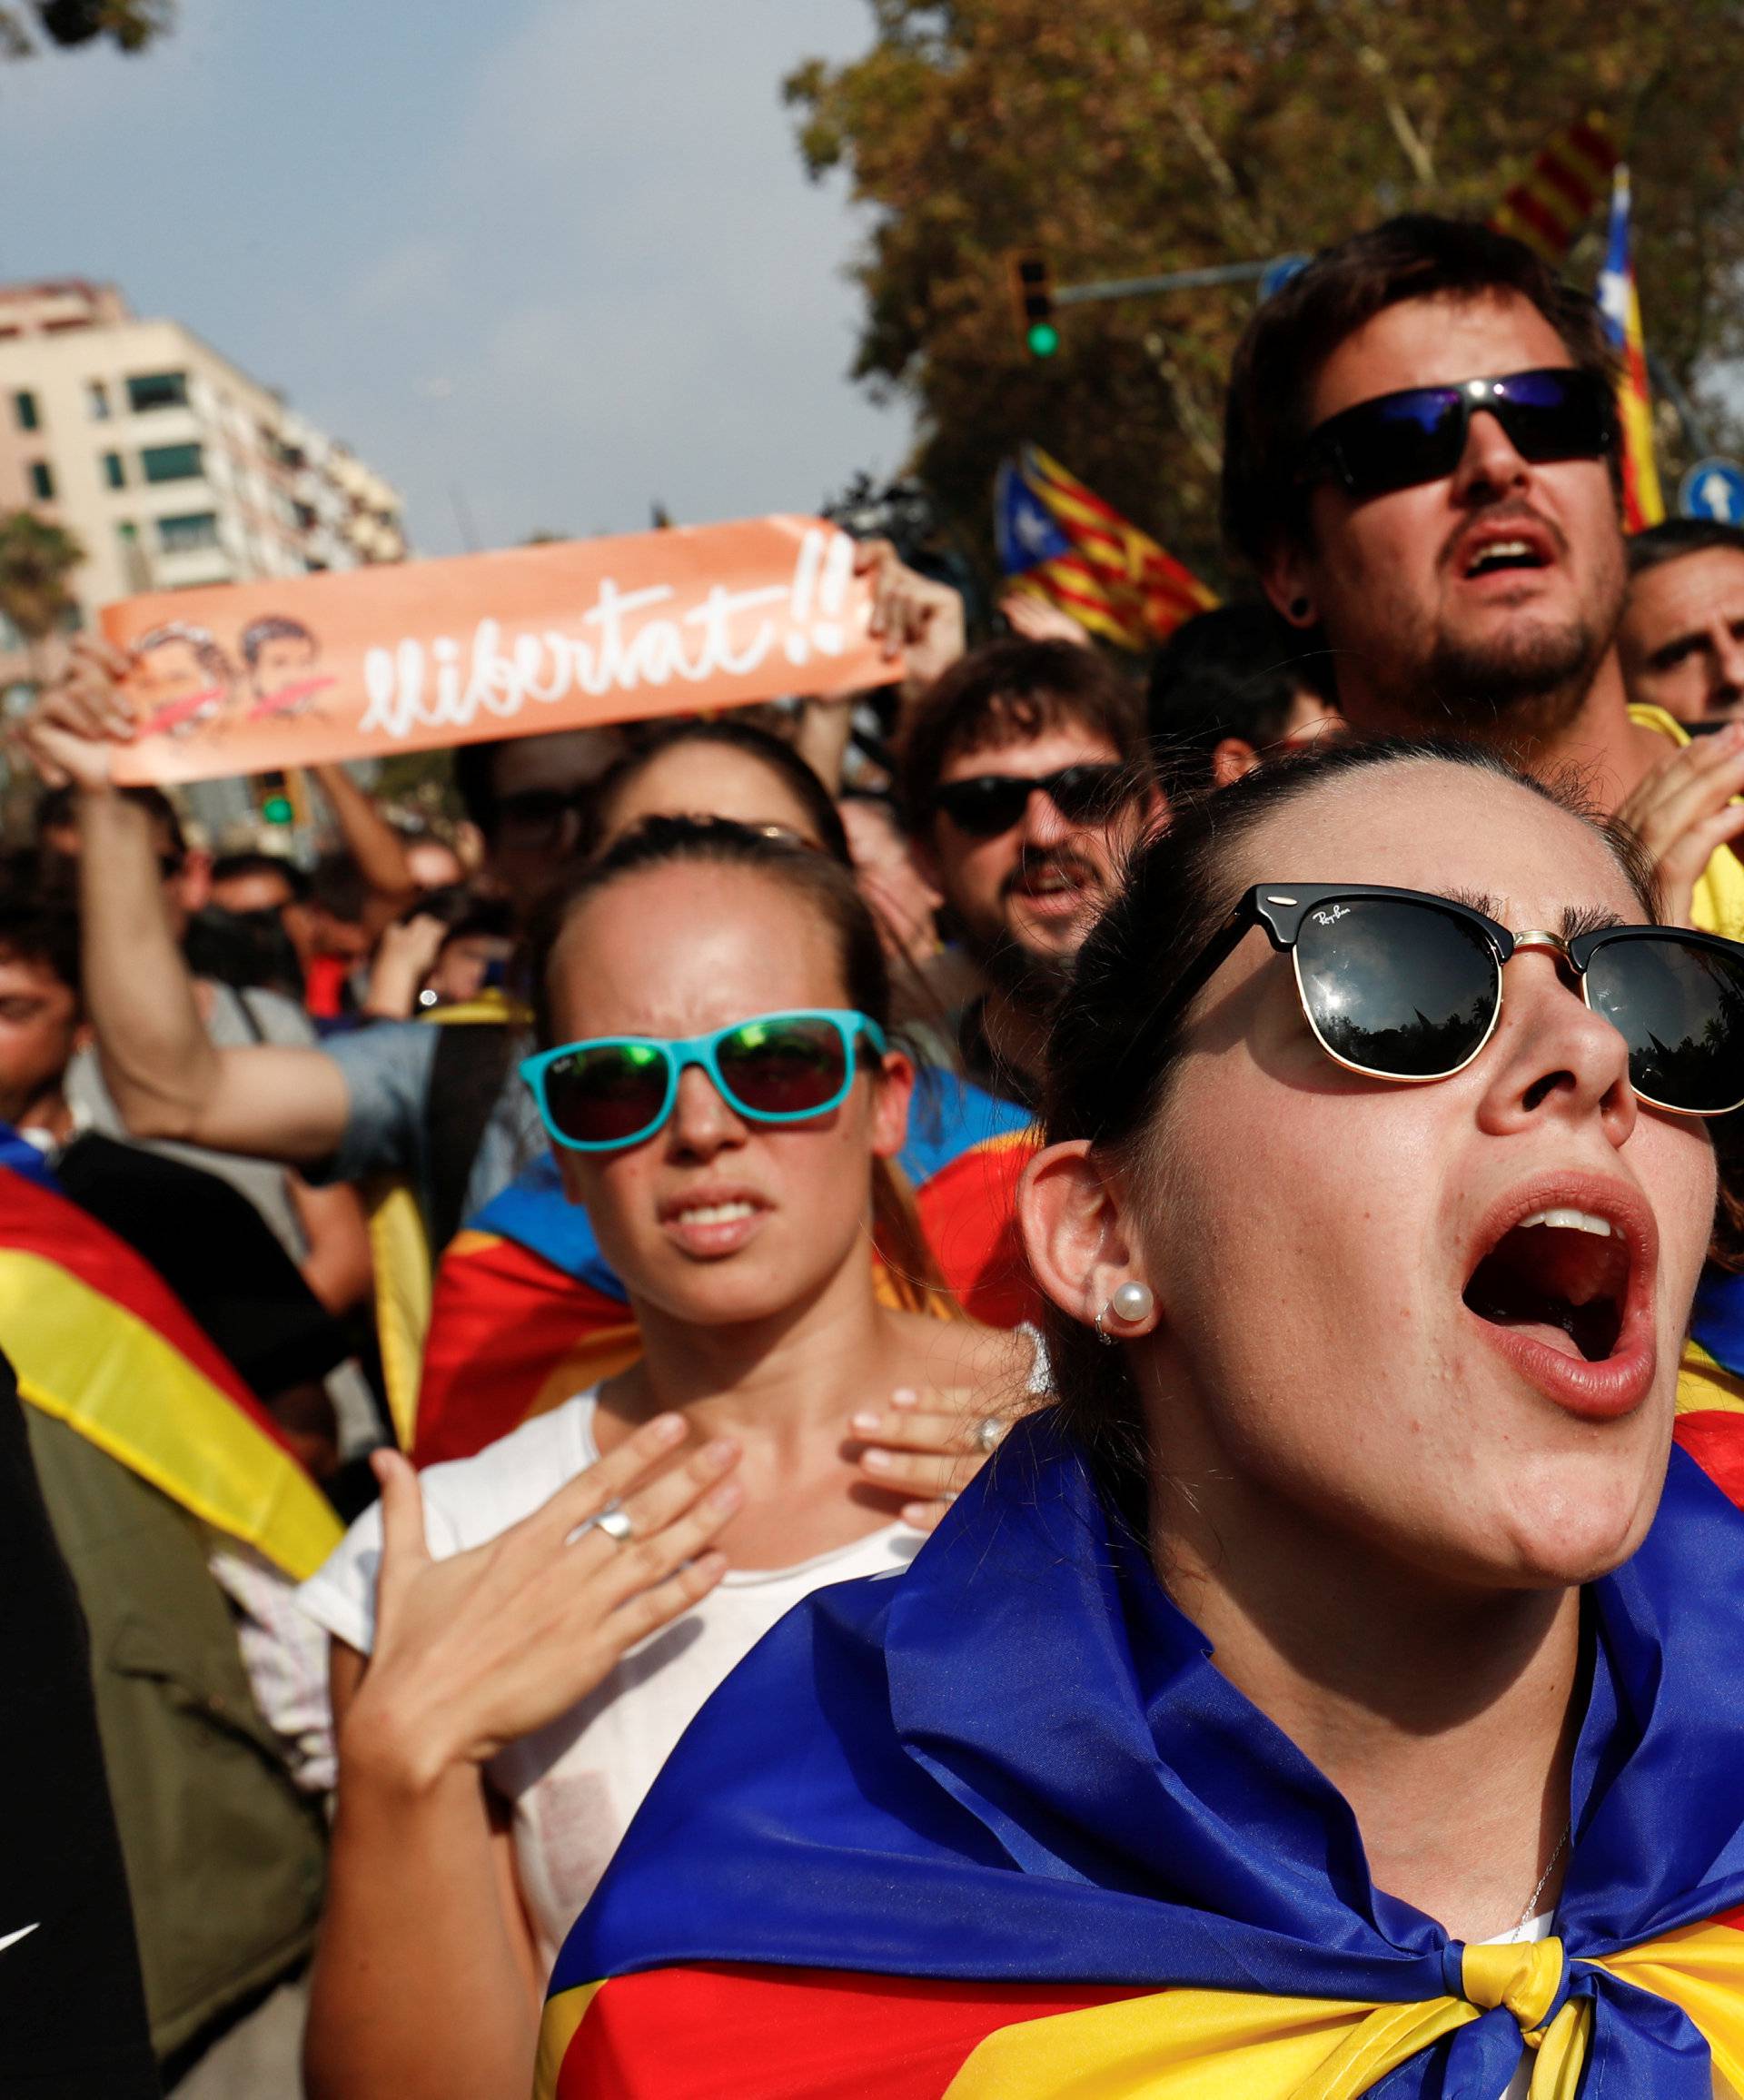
[1460,1175,1658,1418]
[1449,514,1560,588]
[1006,848,1104,926]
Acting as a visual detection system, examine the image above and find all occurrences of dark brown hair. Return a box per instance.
[897,639,1148,833]
[529,814,947,1312]
[583,718,851,864]
[1039,739,1667,1490]
[1222,214,1620,575]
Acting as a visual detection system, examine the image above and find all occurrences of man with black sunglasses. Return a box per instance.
[1224,214,1744,941]
[897,639,1161,1106]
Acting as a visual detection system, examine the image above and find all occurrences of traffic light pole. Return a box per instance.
[1052,258,1284,306]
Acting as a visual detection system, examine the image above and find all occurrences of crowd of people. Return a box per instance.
[6,211,1744,2100]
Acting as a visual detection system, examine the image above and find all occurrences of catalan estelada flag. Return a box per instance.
[996,444,1216,652]
[1596,165,1667,532]
[413,1072,1038,1467]
[0,1162,341,1579]
[539,1410,1744,2098]
[1491,113,1619,264]
[1677,1267,1744,1507]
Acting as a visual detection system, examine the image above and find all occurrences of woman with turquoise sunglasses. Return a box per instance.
[299,817,1030,2100]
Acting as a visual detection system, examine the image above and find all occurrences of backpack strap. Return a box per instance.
[423,1020,521,1258]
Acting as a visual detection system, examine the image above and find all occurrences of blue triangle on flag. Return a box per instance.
[995,457,1072,576]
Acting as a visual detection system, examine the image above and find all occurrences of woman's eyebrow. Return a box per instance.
[1560,902,1629,941]
[1443,885,1504,920]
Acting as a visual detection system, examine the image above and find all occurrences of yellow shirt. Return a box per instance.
[1628,701,1744,938]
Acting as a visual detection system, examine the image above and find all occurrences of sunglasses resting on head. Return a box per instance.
[1295,366,1618,504]
[1154,884,1744,1117]
[521,1009,887,1152]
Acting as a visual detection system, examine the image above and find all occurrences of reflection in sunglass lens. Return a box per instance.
[1293,897,1499,1078]
[543,1041,671,1145]
[1336,391,1466,498]
[1583,936,1744,1115]
[716,1017,848,1117]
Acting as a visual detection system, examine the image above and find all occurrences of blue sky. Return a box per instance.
[0,0,912,553]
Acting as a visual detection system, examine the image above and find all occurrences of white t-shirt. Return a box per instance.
[297,1388,921,1971]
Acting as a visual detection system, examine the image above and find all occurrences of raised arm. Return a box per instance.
[309,762,418,936]
[19,644,352,1164]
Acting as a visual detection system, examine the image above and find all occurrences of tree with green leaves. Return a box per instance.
[788,0,1744,587]
[0,1,170,60]
[0,510,84,678]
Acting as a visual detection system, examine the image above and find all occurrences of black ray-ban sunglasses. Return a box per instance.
[1296,368,1618,503]
[932,764,1135,839]
[1154,884,1744,1117]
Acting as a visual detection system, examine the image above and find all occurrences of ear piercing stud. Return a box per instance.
[1093,1279,1156,1344]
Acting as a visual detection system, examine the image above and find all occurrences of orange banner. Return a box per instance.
[99,515,889,786]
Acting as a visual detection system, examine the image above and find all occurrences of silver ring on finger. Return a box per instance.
[588,1498,635,1544]
[971,1415,1006,1456]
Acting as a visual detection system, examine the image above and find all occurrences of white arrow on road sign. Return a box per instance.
[1679,457,1744,524]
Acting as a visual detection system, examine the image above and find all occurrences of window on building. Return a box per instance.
[114,520,149,590]
[125,371,189,413]
[13,390,39,432]
[102,451,125,490]
[87,380,111,421]
[141,441,203,484]
[156,511,220,554]
[28,461,54,500]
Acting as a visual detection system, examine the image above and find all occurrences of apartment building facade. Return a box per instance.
[0,278,405,692]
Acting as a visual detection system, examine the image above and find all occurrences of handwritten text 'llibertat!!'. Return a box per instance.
[358,526,857,739]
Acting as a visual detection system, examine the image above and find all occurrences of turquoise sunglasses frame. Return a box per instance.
[520,1007,888,1153]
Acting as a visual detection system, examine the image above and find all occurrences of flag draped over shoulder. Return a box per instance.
[539,1412,1744,2100]
[413,1074,1039,1467]
[996,444,1215,651]
[0,1162,340,1580]
[1596,166,1666,531]
[1678,1268,1744,1507]
[1490,114,1618,264]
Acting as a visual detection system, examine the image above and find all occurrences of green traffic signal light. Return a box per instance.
[1026,321,1060,359]
[262,794,293,825]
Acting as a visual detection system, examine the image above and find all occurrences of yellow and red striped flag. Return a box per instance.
[1596,166,1666,531]
[0,1164,341,1579]
[995,445,1216,651]
[1491,113,1619,264]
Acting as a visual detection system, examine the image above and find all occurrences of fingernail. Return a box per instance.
[889,1387,918,1409]
[706,1481,742,1514]
[702,1438,737,1469]
[862,1449,892,1472]
[850,1410,882,1433]
[651,1413,686,1442]
[901,1503,931,1526]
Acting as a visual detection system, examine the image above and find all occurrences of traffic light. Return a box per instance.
[1010,252,1059,359]
[253,769,301,827]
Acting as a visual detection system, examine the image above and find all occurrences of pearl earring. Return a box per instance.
[1093,1279,1155,1343]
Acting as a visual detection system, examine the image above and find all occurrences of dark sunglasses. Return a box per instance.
[1154,884,1744,1117]
[932,765,1134,839]
[493,787,590,847]
[1296,368,1617,503]
[520,1008,887,1152]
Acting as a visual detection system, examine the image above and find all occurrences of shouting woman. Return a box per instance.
[540,742,1744,2100]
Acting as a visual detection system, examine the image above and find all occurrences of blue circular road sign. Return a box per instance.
[1679,457,1744,525]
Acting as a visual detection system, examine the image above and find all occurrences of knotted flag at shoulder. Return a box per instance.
[537,1410,1744,2098]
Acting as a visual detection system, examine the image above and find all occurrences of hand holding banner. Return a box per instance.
[98,516,892,786]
